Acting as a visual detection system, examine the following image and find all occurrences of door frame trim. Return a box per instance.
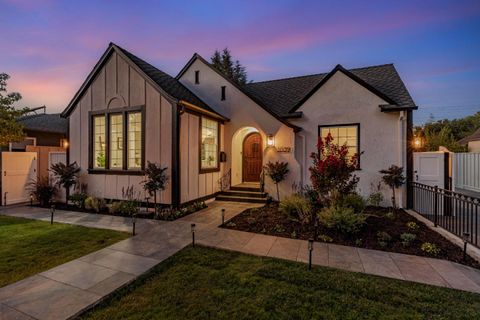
[242,132,263,182]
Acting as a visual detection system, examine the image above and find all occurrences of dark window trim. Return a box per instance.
[194,70,199,84]
[89,105,145,174]
[318,123,361,169]
[199,115,220,174]
[221,86,226,101]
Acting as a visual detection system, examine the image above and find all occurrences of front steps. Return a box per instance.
[216,183,269,203]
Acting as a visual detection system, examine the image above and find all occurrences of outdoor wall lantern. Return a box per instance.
[267,134,275,147]
[61,138,69,149]
[413,136,424,149]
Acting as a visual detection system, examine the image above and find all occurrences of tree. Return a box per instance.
[211,48,248,85]
[141,161,168,215]
[309,133,359,206]
[264,161,289,201]
[379,165,405,210]
[0,73,29,146]
[50,162,81,205]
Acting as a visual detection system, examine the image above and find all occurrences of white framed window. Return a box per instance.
[200,117,219,172]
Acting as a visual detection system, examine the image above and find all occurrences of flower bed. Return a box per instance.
[223,202,480,269]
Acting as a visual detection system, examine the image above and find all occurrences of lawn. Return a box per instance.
[0,215,129,287]
[82,246,480,320]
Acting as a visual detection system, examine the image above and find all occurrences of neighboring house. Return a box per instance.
[458,128,480,152]
[62,43,417,208]
[14,113,68,150]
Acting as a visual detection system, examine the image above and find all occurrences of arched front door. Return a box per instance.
[242,132,262,182]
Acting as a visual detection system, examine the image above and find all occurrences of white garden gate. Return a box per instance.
[413,152,448,189]
[1,152,38,206]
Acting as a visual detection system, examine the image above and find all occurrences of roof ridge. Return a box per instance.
[248,63,395,86]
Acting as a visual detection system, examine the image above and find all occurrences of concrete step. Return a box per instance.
[215,195,268,203]
[220,190,266,198]
[230,185,262,192]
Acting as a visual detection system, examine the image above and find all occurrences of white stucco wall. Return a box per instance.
[291,71,407,207]
[179,58,301,200]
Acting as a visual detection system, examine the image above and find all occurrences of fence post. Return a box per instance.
[434,185,438,227]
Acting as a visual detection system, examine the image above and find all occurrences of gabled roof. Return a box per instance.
[18,113,68,134]
[62,43,227,121]
[176,53,302,132]
[458,127,480,145]
[244,64,417,116]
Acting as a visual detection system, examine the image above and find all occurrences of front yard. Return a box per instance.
[82,246,480,319]
[0,215,129,287]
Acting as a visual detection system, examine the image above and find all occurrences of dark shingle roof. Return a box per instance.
[18,113,68,134]
[115,45,223,118]
[458,127,480,145]
[244,64,416,117]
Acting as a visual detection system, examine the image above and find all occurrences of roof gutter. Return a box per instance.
[178,100,229,122]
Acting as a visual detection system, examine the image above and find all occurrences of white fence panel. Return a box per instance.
[454,153,480,194]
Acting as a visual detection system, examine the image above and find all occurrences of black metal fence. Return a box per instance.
[412,182,480,248]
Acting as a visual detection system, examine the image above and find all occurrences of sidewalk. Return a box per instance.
[1,201,480,319]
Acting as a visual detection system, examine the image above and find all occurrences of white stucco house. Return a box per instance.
[61,43,417,208]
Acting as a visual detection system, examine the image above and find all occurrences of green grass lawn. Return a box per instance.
[0,215,129,287]
[82,246,480,320]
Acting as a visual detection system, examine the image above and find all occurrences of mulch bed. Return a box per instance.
[223,202,480,269]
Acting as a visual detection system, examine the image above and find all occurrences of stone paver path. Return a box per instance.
[1,200,480,319]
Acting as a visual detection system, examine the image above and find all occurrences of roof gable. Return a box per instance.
[62,43,224,120]
[458,127,480,145]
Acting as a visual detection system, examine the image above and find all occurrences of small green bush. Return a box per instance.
[377,231,392,247]
[341,193,366,213]
[279,194,312,224]
[367,192,384,207]
[385,211,395,220]
[318,234,333,243]
[273,224,286,233]
[421,242,440,256]
[400,233,416,247]
[406,221,420,231]
[69,193,87,208]
[85,196,106,213]
[318,206,366,234]
[355,238,363,247]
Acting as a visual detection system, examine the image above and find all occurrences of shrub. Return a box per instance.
[279,194,312,224]
[27,177,57,206]
[421,242,440,256]
[141,161,168,214]
[341,193,366,213]
[367,182,384,207]
[406,221,420,231]
[400,233,417,247]
[318,234,333,243]
[264,161,289,201]
[50,162,81,205]
[377,231,392,247]
[69,193,87,209]
[273,224,286,233]
[385,211,395,220]
[309,133,359,205]
[318,206,366,234]
[379,165,405,209]
[355,238,363,247]
[85,196,105,213]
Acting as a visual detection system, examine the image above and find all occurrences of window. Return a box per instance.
[200,117,219,172]
[93,115,106,168]
[221,86,226,101]
[128,112,142,169]
[319,124,359,159]
[195,70,199,84]
[109,113,123,169]
[90,107,144,172]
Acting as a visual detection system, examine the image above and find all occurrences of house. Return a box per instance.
[61,43,417,208]
[458,128,480,152]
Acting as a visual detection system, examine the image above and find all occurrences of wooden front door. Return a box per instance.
[242,133,262,182]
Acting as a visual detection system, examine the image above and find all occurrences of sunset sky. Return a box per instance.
[2,0,479,124]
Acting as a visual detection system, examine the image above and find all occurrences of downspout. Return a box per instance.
[171,103,183,208]
[406,110,414,208]
[398,111,406,208]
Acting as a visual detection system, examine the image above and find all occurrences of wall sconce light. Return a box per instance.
[413,136,424,150]
[61,139,69,149]
[267,134,275,147]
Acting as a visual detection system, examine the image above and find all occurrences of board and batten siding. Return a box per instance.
[68,51,173,204]
[180,112,224,203]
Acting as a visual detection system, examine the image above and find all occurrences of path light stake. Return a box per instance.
[221,208,225,226]
[463,232,470,261]
[191,223,196,248]
[30,194,34,206]
[132,215,136,236]
[50,205,55,225]
[308,239,314,270]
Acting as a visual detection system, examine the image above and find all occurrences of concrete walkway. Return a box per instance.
[1,201,480,319]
